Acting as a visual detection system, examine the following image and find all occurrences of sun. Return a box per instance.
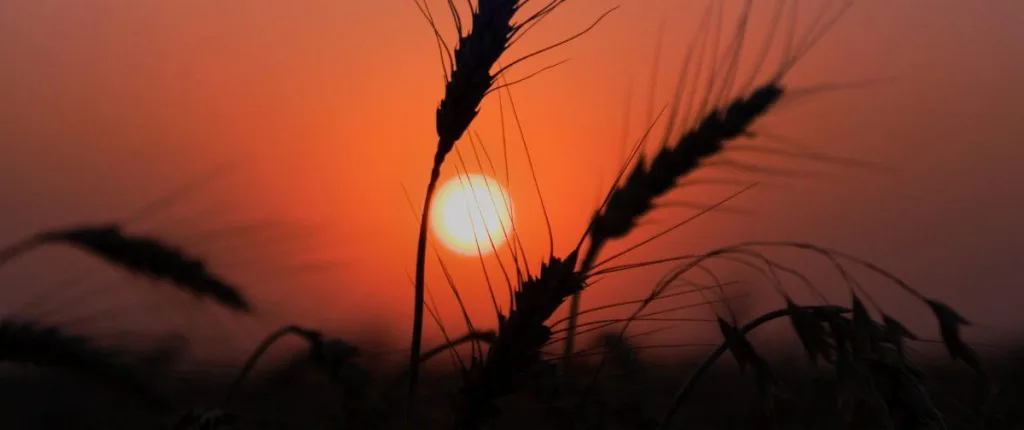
[430,173,514,256]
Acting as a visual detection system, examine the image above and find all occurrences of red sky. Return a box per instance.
[1,0,1022,362]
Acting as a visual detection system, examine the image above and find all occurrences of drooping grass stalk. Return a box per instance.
[223,325,359,407]
[0,225,250,312]
[222,325,318,406]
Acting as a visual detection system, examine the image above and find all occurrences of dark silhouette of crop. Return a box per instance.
[0,0,1002,429]
[0,225,250,312]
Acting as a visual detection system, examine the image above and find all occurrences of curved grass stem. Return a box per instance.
[222,325,316,407]
[410,158,445,416]
[655,305,850,430]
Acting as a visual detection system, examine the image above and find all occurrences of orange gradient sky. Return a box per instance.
[1,1,1023,361]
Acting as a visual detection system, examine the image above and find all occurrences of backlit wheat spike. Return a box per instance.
[0,224,251,312]
[434,0,521,161]
[410,0,596,414]
[566,1,781,364]
[456,251,583,429]
[588,83,783,254]
[566,0,857,366]
[409,0,526,408]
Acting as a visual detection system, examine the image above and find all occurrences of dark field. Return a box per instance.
[0,340,1020,429]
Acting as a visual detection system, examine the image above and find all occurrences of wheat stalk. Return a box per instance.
[408,0,586,410]
[0,224,250,312]
[408,0,522,409]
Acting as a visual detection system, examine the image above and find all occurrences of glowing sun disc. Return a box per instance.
[430,174,514,256]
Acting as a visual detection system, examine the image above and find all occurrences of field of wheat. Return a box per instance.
[0,1,1021,429]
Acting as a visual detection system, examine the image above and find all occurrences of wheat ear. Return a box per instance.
[0,224,250,311]
[456,251,583,429]
[566,0,855,364]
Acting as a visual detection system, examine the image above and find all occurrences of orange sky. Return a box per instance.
[1,0,1023,362]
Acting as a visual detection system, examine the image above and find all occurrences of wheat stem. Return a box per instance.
[410,158,444,415]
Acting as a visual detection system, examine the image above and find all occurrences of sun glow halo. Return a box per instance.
[430,174,514,256]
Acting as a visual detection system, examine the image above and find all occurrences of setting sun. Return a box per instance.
[430,173,513,256]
